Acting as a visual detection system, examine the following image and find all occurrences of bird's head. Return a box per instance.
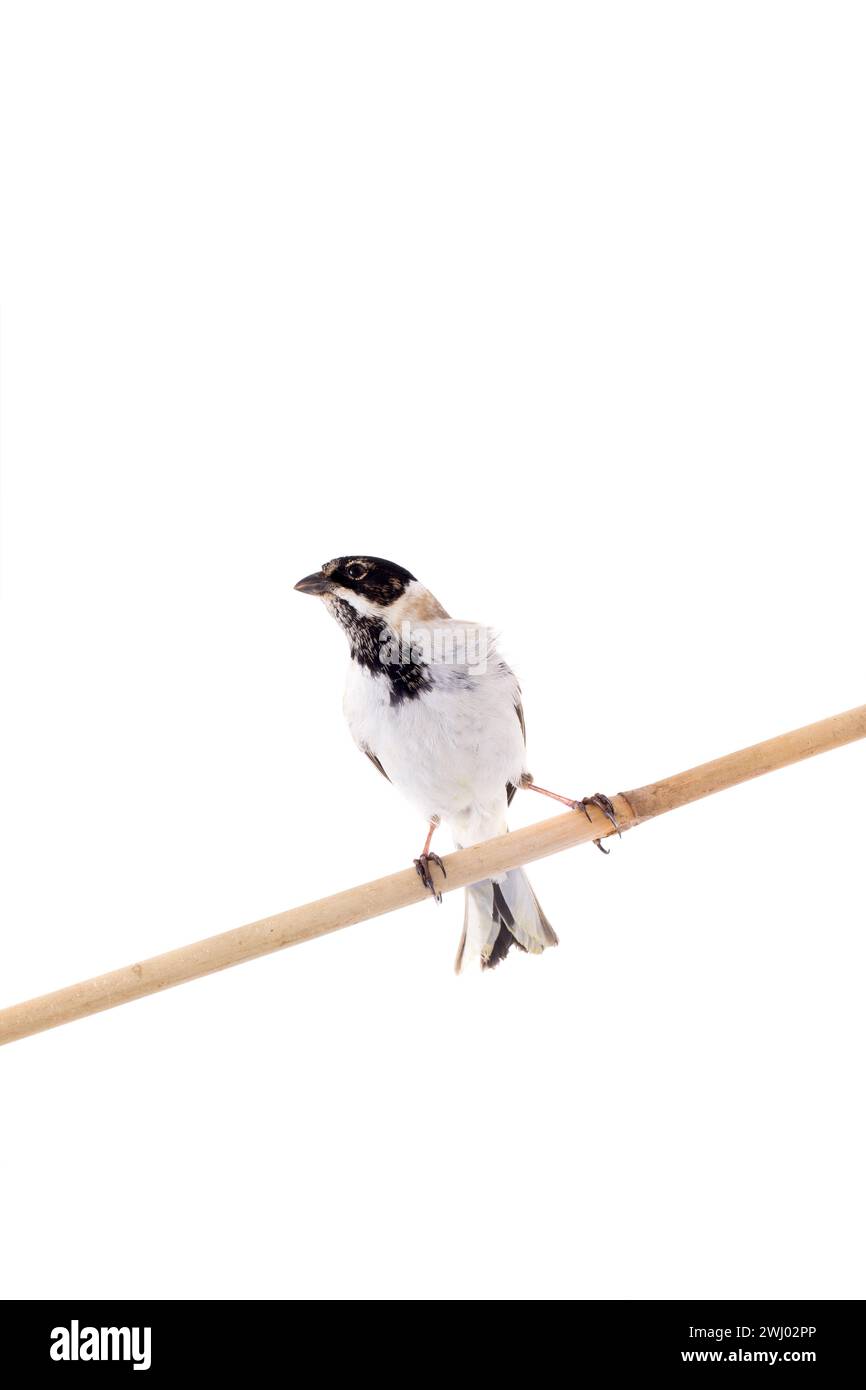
[294,556,448,624]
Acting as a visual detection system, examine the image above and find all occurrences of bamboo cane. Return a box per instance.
[1,704,864,1047]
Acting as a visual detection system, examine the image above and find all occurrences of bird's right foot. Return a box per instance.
[414,852,446,903]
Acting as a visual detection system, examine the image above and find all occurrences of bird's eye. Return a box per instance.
[346,562,367,581]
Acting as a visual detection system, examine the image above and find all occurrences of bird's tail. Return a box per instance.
[454,868,558,973]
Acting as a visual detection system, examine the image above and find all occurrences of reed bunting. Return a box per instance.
[294,556,616,970]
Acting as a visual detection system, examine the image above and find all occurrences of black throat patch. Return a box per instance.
[330,598,431,705]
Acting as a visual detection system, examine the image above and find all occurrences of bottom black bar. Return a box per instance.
[0,1300,861,1375]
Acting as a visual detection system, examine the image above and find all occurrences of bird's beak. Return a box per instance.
[294,571,331,596]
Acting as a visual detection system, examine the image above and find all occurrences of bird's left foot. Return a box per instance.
[414,852,447,903]
[521,777,620,854]
[573,792,620,853]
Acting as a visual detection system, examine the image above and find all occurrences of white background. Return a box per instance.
[1,2,864,1300]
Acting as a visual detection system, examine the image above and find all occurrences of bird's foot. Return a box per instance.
[572,792,620,853]
[414,852,447,903]
[521,778,621,853]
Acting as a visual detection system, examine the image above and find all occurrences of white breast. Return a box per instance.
[342,628,526,846]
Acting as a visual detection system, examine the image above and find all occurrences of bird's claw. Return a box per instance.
[414,852,446,903]
[572,792,620,854]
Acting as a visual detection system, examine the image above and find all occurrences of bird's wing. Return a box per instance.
[363,746,390,782]
[506,695,526,806]
[515,695,526,745]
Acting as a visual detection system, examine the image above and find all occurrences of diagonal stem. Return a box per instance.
[1,703,865,1046]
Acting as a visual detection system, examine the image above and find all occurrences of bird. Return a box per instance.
[294,555,617,971]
